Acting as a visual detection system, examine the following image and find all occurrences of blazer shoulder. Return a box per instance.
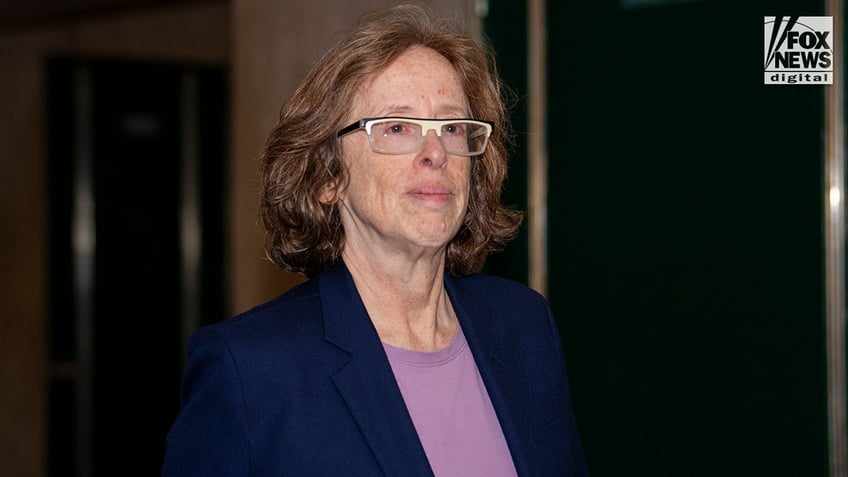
[202,276,322,345]
[452,273,548,308]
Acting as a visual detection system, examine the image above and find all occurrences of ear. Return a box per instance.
[319,153,350,205]
[319,180,340,205]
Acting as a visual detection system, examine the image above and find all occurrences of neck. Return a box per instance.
[342,243,457,352]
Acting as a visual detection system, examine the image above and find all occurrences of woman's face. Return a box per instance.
[337,46,471,260]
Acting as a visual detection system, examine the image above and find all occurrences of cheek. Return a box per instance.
[338,140,372,202]
[456,161,472,198]
[342,157,399,209]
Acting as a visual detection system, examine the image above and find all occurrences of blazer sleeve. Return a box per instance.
[162,327,250,476]
[545,303,590,477]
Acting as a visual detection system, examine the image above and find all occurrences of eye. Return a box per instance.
[382,122,411,135]
[442,123,466,136]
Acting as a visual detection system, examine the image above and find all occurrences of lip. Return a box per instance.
[406,184,453,203]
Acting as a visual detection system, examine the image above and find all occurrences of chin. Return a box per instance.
[412,229,460,249]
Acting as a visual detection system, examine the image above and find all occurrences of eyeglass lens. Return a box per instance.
[369,120,488,155]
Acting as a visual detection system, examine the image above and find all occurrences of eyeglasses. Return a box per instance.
[337,117,493,156]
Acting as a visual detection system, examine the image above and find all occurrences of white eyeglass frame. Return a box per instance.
[336,117,494,156]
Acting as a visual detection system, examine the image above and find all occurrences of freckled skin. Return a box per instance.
[337,46,471,261]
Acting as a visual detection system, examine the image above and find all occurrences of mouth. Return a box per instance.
[407,185,453,203]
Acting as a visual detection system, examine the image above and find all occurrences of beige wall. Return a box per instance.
[0,0,476,474]
[0,52,48,477]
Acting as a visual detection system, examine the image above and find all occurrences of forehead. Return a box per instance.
[351,46,469,118]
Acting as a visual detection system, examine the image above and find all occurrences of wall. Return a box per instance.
[0,51,48,477]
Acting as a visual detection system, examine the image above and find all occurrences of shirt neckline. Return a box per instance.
[382,326,467,367]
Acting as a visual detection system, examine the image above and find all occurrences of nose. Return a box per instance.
[418,129,446,168]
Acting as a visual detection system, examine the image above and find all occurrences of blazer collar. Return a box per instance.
[317,263,534,477]
[319,262,434,477]
[444,274,534,477]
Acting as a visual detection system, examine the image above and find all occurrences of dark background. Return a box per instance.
[487,0,830,475]
[47,60,228,476]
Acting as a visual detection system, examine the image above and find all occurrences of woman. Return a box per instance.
[162,4,588,476]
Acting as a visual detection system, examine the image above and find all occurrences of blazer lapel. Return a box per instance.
[445,274,534,477]
[319,263,434,477]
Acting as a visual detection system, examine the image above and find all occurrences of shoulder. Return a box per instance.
[449,272,549,313]
[182,272,352,399]
[194,277,323,353]
[447,272,558,353]
[448,272,561,358]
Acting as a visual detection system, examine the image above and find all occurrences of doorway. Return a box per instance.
[46,59,228,476]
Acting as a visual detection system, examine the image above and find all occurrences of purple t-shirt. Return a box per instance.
[382,327,518,477]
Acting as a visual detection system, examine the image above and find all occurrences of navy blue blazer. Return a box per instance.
[162,262,588,476]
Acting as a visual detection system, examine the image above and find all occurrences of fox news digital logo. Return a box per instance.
[764,16,833,85]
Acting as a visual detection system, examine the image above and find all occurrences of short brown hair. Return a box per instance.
[260,3,522,277]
